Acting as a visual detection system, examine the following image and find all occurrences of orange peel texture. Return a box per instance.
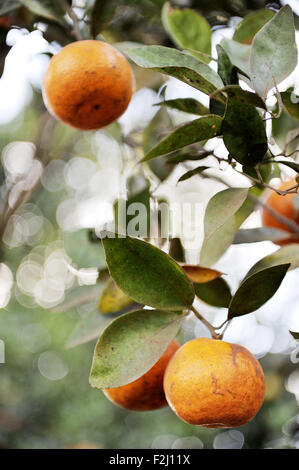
[103,340,180,411]
[163,337,265,428]
[42,40,135,130]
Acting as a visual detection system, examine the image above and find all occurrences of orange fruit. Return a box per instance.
[42,40,135,130]
[262,178,299,245]
[163,337,265,428]
[103,339,180,411]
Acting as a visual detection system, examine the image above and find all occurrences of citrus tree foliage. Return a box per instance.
[89,4,299,388]
[1,1,299,399]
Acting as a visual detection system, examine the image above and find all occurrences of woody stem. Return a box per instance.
[59,0,83,41]
[191,306,221,340]
[247,193,299,237]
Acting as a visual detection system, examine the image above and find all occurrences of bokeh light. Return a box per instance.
[0,263,13,308]
[38,351,69,381]
[213,430,244,449]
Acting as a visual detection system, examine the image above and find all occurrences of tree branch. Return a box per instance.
[0,113,55,244]
[191,306,222,340]
[59,0,83,41]
[247,192,299,237]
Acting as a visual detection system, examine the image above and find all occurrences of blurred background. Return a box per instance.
[0,0,298,449]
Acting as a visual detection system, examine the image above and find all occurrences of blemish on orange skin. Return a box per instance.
[230,343,244,366]
[42,40,135,131]
[103,340,180,411]
[163,337,265,428]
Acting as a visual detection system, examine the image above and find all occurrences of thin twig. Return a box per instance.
[214,318,229,330]
[191,306,221,340]
[177,151,299,236]
[220,319,232,338]
[233,166,298,195]
[59,0,83,41]
[247,192,299,237]
[213,318,232,340]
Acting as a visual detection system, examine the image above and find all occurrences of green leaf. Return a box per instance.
[102,233,195,310]
[66,311,109,349]
[169,238,185,263]
[235,187,263,226]
[228,264,290,319]
[143,108,175,181]
[246,244,299,278]
[194,278,232,308]
[272,110,299,153]
[212,85,266,110]
[114,185,151,236]
[281,91,299,120]
[200,186,262,267]
[167,150,212,164]
[149,156,175,182]
[233,227,290,244]
[275,160,299,173]
[217,44,238,86]
[63,229,106,270]
[204,188,248,240]
[200,217,240,268]
[242,162,274,185]
[98,278,135,314]
[220,38,251,77]
[143,107,169,154]
[90,0,118,38]
[125,46,223,96]
[233,9,275,44]
[89,309,182,388]
[162,3,211,63]
[209,97,226,118]
[266,162,282,181]
[183,48,213,64]
[285,128,299,150]
[19,0,66,26]
[156,98,209,116]
[178,166,210,182]
[290,331,299,340]
[222,98,268,166]
[143,115,222,162]
[0,0,20,14]
[250,5,298,99]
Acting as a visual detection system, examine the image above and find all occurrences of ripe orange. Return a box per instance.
[262,178,299,245]
[103,339,180,411]
[163,337,265,428]
[42,40,135,130]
